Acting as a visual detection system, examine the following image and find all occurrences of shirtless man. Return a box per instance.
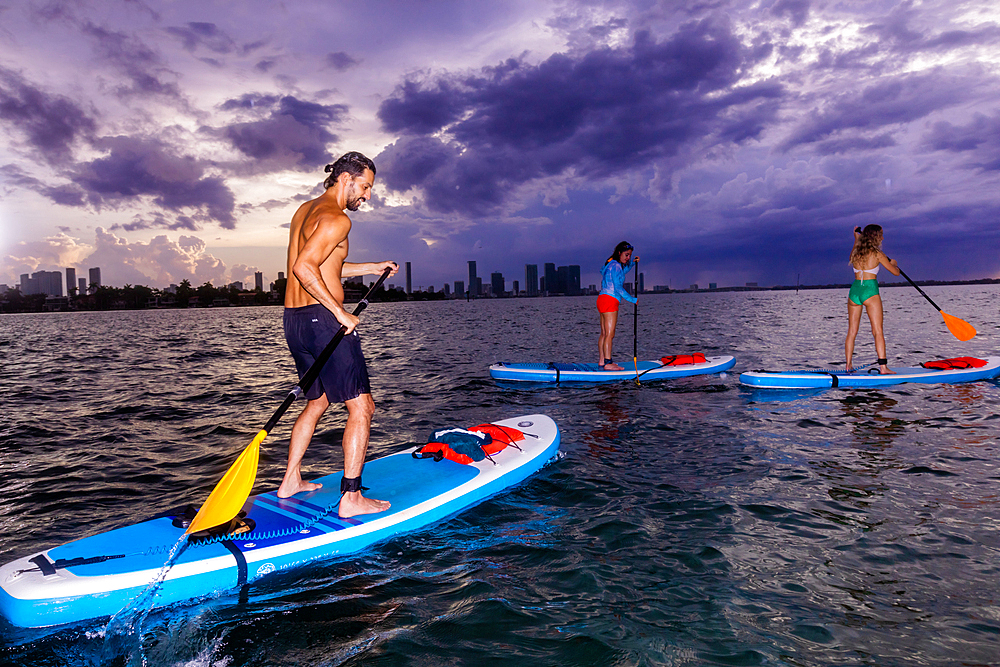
[279,151,398,518]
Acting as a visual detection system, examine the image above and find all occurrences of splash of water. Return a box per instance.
[99,534,190,666]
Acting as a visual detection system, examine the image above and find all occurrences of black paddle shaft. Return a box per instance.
[633,292,638,360]
[897,268,942,313]
[633,260,639,361]
[262,267,392,433]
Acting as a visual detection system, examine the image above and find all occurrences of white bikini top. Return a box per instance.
[851,262,880,278]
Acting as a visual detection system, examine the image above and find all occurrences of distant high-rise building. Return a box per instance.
[278,271,285,280]
[555,266,569,295]
[544,263,557,295]
[525,264,538,296]
[78,277,86,294]
[475,276,482,297]
[254,271,263,291]
[454,280,464,296]
[27,270,63,296]
[47,271,63,296]
[513,280,519,295]
[405,262,412,294]
[66,268,76,295]
[89,267,101,293]
[468,261,478,296]
[567,265,581,295]
[491,272,504,297]
[443,283,450,296]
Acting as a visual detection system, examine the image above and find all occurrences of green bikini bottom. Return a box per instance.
[848,279,879,305]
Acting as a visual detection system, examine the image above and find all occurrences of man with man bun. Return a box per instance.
[280,151,397,518]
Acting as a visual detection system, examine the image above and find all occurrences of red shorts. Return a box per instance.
[596,294,619,313]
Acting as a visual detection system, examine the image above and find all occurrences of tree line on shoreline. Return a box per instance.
[0,277,440,314]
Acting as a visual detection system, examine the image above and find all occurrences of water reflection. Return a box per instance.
[839,390,904,450]
[584,385,633,457]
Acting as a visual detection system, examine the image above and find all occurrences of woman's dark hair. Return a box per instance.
[609,241,634,264]
[850,224,883,265]
[324,152,376,188]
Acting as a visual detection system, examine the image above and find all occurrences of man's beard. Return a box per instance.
[346,196,362,212]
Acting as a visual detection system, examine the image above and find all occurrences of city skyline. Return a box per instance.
[2,1,999,292]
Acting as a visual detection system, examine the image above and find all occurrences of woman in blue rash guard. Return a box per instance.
[846,224,900,374]
[596,241,638,370]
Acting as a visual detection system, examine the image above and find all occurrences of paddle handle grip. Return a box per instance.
[898,268,942,312]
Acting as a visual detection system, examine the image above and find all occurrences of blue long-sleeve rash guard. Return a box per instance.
[599,258,636,304]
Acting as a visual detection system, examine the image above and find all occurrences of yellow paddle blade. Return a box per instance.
[942,311,976,342]
[185,430,266,535]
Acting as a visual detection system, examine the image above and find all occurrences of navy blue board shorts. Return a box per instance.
[283,304,371,404]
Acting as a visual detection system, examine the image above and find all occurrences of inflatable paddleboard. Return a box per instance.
[489,356,736,383]
[0,414,560,629]
[740,357,1000,389]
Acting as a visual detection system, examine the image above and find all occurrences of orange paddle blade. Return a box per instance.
[941,311,976,342]
[185,429,265,535]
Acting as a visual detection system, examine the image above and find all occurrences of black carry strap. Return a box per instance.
[547,363,561,383]
[25,553,126,577]
[220,540,247,587]
[28,555,55,576]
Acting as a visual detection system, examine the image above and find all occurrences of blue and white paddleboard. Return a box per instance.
[489,356,736,383]
[0,414,560,629]
[740,357,1000,389]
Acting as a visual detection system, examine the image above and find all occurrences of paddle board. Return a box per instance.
[740,357,1000,389]
[489,356,736,383]
[0,414,560,629]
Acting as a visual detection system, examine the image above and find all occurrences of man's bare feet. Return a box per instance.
[339,492,390,518]
[602,363,624,371]
[277,479,322,499]
[879,367,897,375]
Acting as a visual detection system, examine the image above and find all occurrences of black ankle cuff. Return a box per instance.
[341,476,364,493]
[877,358,888,365]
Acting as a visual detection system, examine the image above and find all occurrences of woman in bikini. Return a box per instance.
[846,224,900,374]
[596,241,638,370]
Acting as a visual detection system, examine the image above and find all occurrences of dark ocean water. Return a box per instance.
[1,284,999,666]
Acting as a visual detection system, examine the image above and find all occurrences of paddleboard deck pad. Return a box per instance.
[489,356,736,383]
[740,356,1000,389]
[0,414,560,628]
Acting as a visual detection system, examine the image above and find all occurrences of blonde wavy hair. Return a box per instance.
[850,224,883,266]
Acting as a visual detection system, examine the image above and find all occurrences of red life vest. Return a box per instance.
[468,423,525,455]
[660,353,706,366]
[920,357,987,370]
[414,424,525,465]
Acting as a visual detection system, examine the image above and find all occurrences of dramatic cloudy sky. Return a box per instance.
[2,0,998,291]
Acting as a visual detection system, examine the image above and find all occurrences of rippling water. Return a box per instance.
[1,285,999,666]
